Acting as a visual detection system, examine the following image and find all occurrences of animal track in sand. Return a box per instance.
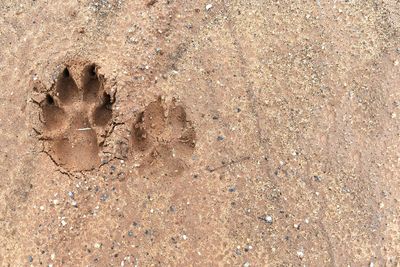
[131,97,196,176]
[39,63,113,171]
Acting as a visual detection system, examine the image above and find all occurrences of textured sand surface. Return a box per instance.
[0,0,399,266]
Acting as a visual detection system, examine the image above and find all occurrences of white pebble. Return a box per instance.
[206,3,213,11]
[297,250,304,258]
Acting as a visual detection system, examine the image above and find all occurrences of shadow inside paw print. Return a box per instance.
[40,64,113,171]
[131,97,196,176]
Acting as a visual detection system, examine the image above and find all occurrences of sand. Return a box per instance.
[0,0,399,266]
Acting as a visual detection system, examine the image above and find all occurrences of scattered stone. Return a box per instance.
[100,193,109,202]
[228,186,236,192]
[128,231,133,237]
[71,200,78,207]
[182,234,188,240]
[205,3,213,11]
[244,244,253,252]
[313,175,322,182]
[28,255,33,262]
[94,242,102,249]
[155,47,162,54]
[296,249,304,258]
[110,165,116,174]
[217,135,225,141]
[243,262,250,267]
[68,191,74,198]
[259,215,273,224]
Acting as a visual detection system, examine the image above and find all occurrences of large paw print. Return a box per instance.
[131,97,196,176]
[39,64,113,171]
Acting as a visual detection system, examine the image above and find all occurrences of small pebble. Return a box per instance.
[28,255,33,262]
[296,250,304,258]
[313,175,322,182]
[243,262,250,267]
[100,194,109,202]
[217,135,224,141]
[244,244,253,252]
[205,3,213,11]
[264,215,273,224]
[228,186,236,192]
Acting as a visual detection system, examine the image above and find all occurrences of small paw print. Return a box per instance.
[38,63,113,171]
[131,97,196,176]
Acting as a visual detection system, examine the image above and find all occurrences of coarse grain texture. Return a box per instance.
[0,0,399,266]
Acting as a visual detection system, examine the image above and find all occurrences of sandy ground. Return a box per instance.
[1,0,400,266]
